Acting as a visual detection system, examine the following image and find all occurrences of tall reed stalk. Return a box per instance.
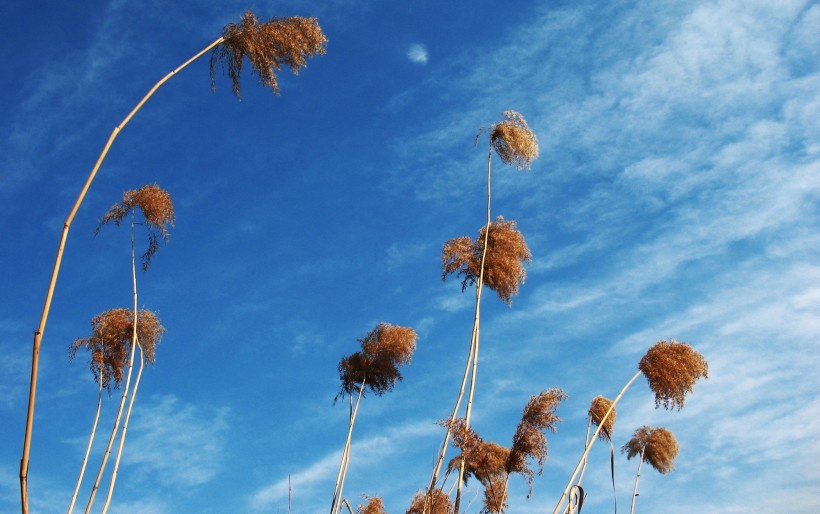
[19,13,325,513]
[66,353,104,514]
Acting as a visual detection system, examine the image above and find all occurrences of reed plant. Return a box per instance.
[331,324,417,514]
[425,111,538,513]
[622,426,679,514]
[19,14,325,513]
[552,340,707,514]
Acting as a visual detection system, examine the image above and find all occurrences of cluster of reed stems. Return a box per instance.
[19,11,325,514]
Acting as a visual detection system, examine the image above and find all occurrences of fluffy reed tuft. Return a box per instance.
[97,184,175,271]
[68,308,165,390]
[639,339,708,410]
[481,474,509,514]
[358,495,386,514]
[447,441,510,486]
[406,489,454,514]
[489,111,539,170]
[506,388,568,487]
[442,217,531,304]
[210,11,327,98]
[622,426,679,474]
[588,396,616,441]
[337,323,417,399]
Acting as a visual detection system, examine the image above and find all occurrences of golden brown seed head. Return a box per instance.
[639,339,709,410]
[337,323,417,400]
[622,425,679,474]
[588,396,616,441]
[97,184,175,271]
[489,111,539,170]
[210,11,327,98]
[406,489,454,514]
[442,217,531,305]
[358,495,386,514]
[507,388,568,488]
[481,474,509,514]
[68,308,165,391]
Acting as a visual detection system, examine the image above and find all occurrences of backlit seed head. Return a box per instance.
[337,323,417,400]
[507,388,567,488]
[210,11,327,98]
[639,339,708,410]
[588,396,616,441]
[442,217,531,305]
[68,308,165,391]
[358,495,386,514]
[97,184,175,271]
[622,425,679,474]
[489,111,539,170]
[406,489,454,514]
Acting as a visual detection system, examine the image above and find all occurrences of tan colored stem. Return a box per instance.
[552,371,642,514]
[19,35,224,514]
[342,499,356,514]
[630,451,645,514]
[454,143,494,514]
[67,366,104,514]
[330,380,366,514]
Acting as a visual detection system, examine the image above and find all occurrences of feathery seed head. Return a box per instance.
[588,396,616,441]
[97,184,175,271]
[210,12,327,98]
[442,217,531,305]
[507,388,567,488]
[447,441,510,486]
[358,495,386,514]
[489,111,539,170]
[622,426,679,474]
[68,308,165,391]
[337,323,417,400]
[481,474,509,514]
[406,489,454,514]
[639,339,708,410]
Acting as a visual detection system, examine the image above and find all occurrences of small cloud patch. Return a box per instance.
[407,43,429,64]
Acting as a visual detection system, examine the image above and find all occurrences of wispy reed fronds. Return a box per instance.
[506,388,567,489]
[442,217,531,305]
[622,426,679,474]
[639,339,709,410]
[481,475,509,514]
[96,184,175,271]
[588,396,616,441]
[406,489,454,514]
[210,11,327,98]
[488,111,539,170]
[68,308,164,389]
[337,323,418,399]
[358,495,386,514]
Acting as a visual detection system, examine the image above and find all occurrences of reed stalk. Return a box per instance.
[66,360,104,514]
[331,380,367,514]
[629,451,645,514]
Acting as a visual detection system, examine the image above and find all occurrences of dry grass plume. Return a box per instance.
[97,184,175,271]
[442,217,531,304]
[210,11,327,98]
[588,396,616,441]
[68,308,165,390]
[507,388,567,488]
[406,489,454,514]
[622,426,679,474]
[358,495,386,514]
[639,339,708,410]
[338,323,417,399]
[488,111,539,170]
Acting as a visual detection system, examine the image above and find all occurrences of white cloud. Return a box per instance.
[407,43,429,65]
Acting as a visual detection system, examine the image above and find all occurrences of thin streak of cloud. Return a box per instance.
[407,43,429,65]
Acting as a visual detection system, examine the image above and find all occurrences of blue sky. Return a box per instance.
[1,0,819,513]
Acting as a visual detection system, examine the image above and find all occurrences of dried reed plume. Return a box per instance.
[358,495,386,514]
[588,396,616,442]
[481,475,509,514]
[506,388,567,489]
[211,11,327,98]
[622,426,679,474]
[68,308,164,390]
[406,489,454,514]
[639,339,708,410]
[442,217,531,304]
[488,111,539,170]
[337,324,418,399]
[97,184,175,271]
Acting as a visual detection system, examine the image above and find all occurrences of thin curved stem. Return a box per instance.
[630,452,645,514]
[66,367,104,514]
[552,371,642,514]
[20,35,224,514]
[330,380,366,514]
